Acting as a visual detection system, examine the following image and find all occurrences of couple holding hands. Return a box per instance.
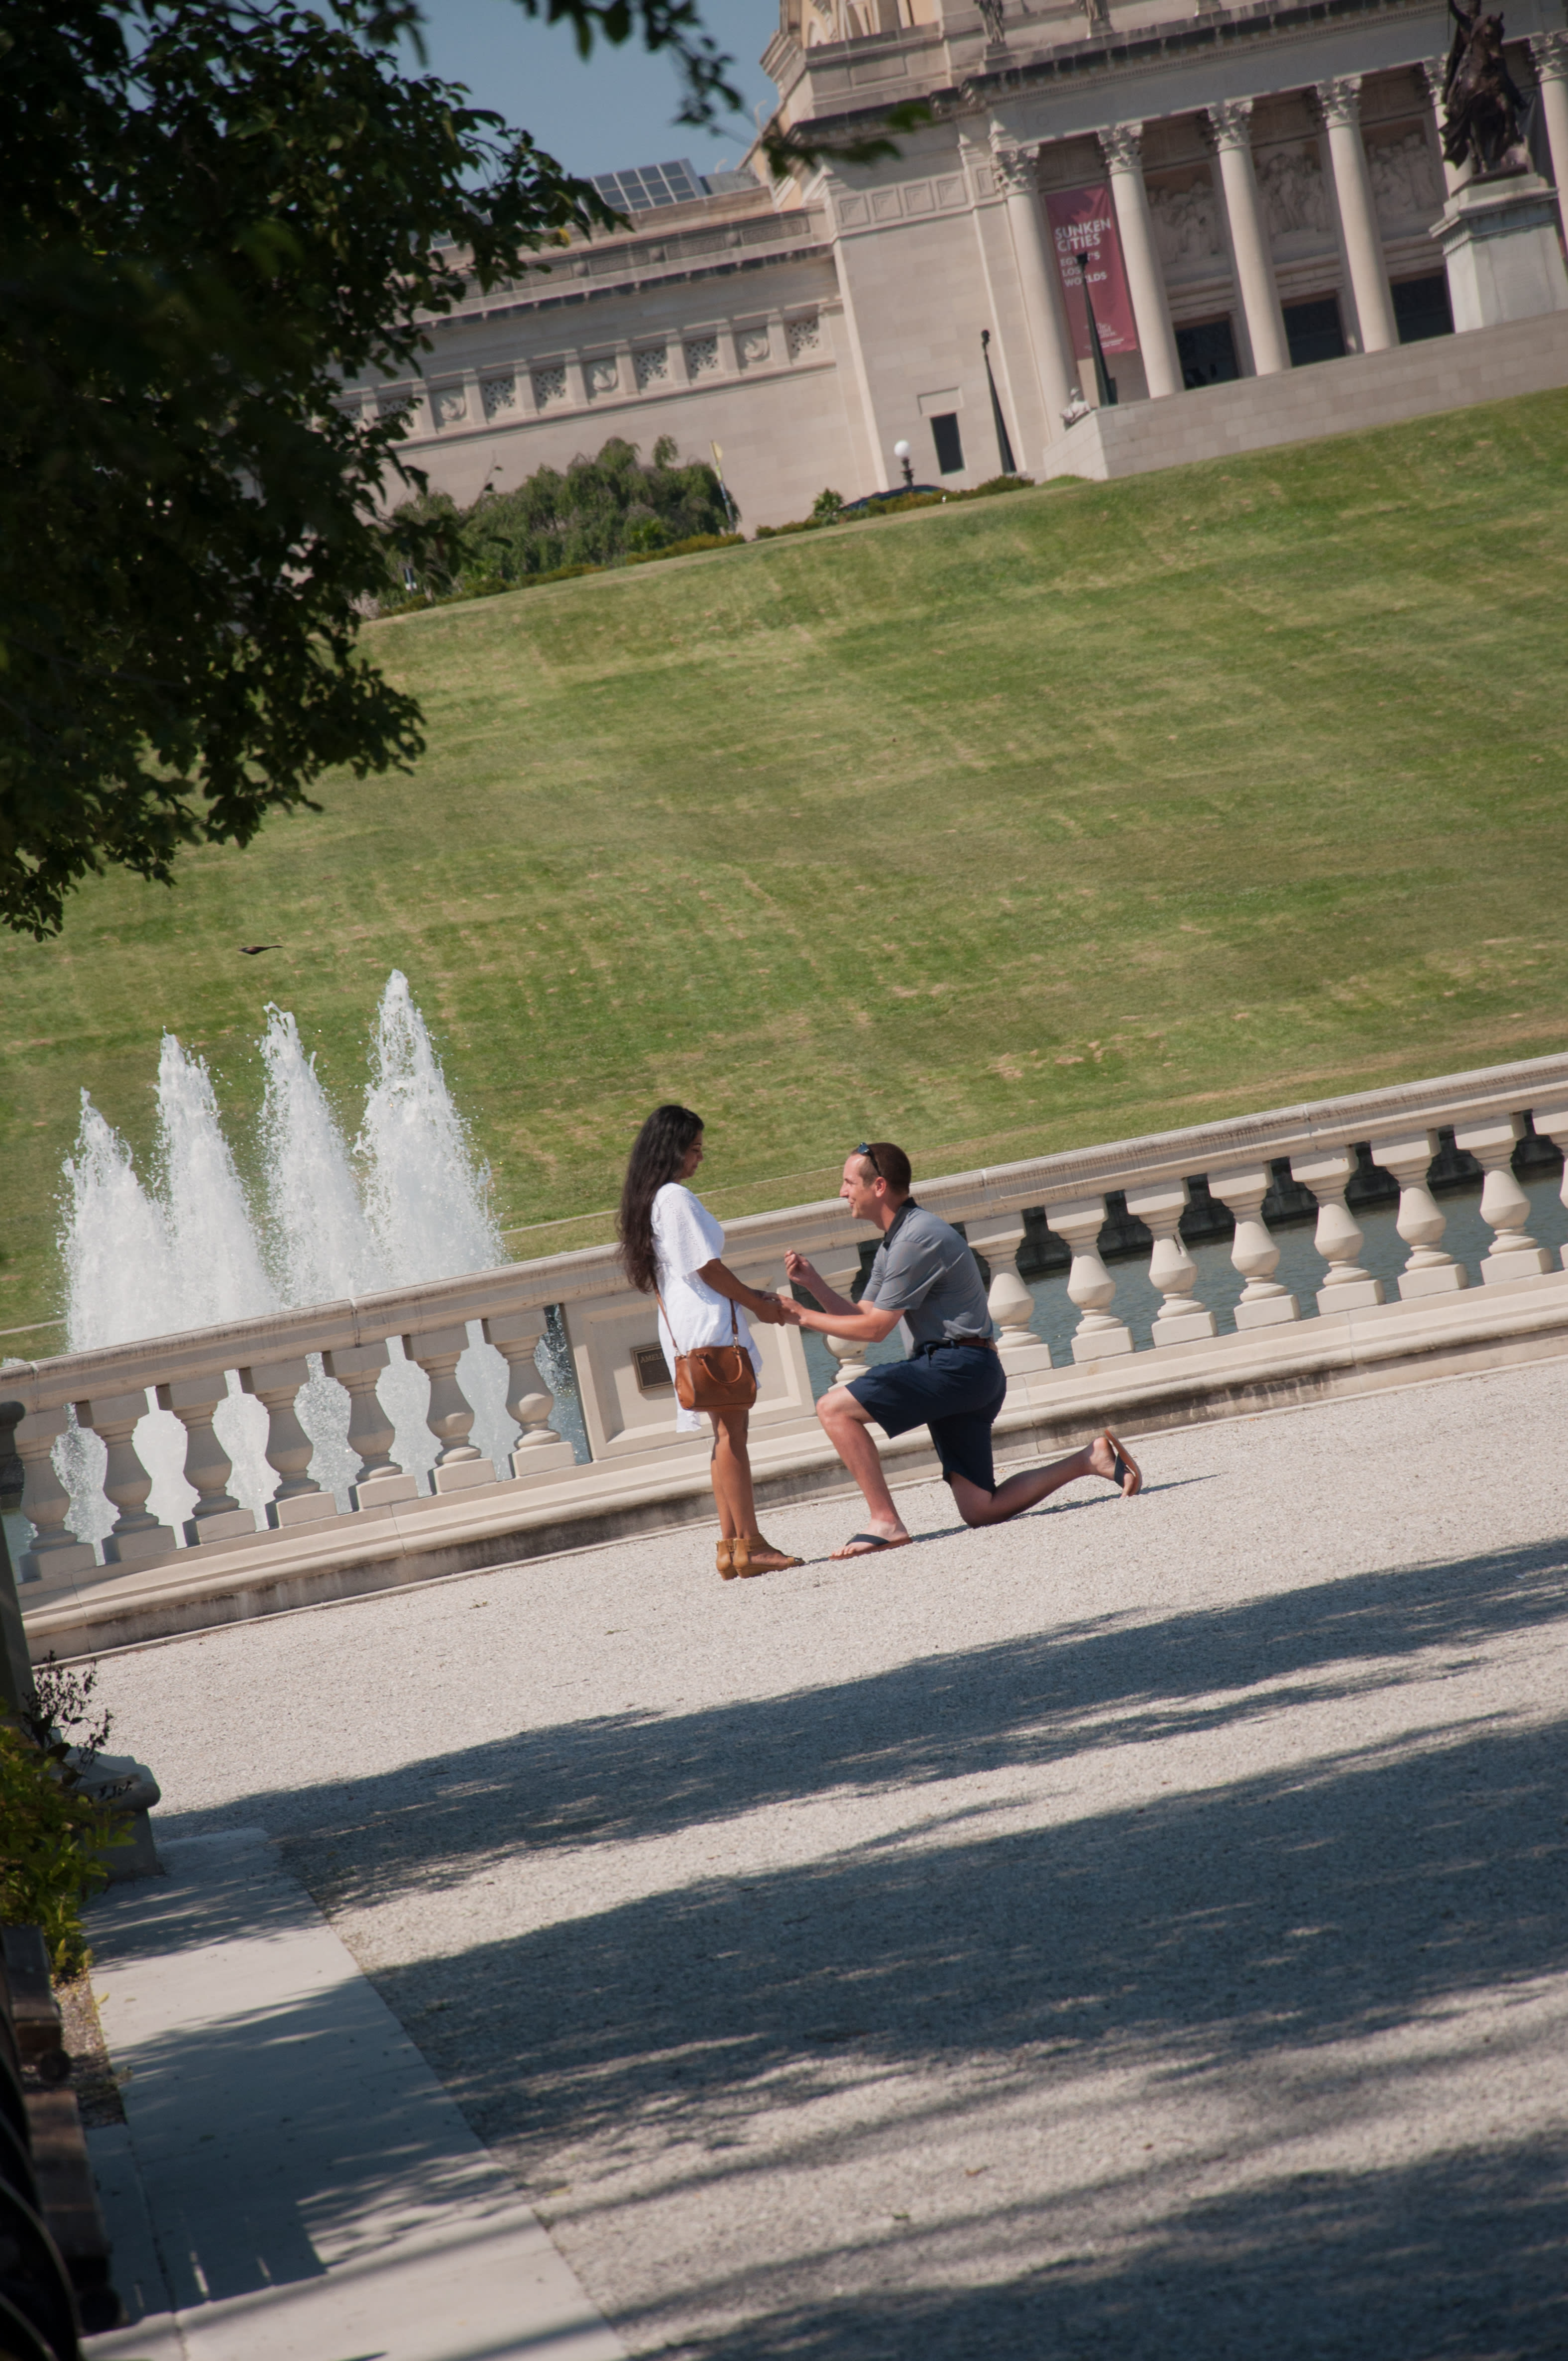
[617,1102,1141,1582]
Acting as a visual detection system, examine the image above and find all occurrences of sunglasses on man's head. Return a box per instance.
[855,1143,881,1177]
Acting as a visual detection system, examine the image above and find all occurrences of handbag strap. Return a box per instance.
[654,1281,739,1357]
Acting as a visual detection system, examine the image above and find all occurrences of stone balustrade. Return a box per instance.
[6,1053,1568,1619]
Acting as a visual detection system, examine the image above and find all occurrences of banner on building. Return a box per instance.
[1045,185,1139,357]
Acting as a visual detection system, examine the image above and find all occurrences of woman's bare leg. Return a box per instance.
[709,1408,756,1538]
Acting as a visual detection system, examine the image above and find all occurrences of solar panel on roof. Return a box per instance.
[589,159,705,213]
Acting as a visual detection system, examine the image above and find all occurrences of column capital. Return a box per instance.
[1315,72,1364,128]
[1207,97,1256,151]
[1098,120,1145,173]
[990,135,1040,194]
[1418,54,1448,109]
[1529,28,1568,83]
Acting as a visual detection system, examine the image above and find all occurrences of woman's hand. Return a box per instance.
[751,1290,788,1326]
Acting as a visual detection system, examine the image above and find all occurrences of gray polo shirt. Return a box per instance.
[860,1200,995,1349]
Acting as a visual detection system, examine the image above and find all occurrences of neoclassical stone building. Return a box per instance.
[345,0,1568,527]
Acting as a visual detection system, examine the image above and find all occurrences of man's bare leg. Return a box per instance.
[947,1430,1137,1530]
[815,1386,911,1558]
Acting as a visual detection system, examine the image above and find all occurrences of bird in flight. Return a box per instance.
[237,944,282,956]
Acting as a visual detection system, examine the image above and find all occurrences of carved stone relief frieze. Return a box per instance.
[586,357,621,396]
[737,327,772,367]
[532,365,567,407]
[684,336,719,376]
[480,375,518,419]
[633,345,669,389]
[1147,174,1224,271]
[1257,145,1333,242]
[786,314,822,359]
[1365,126,1446,225]
[433,385,468,427]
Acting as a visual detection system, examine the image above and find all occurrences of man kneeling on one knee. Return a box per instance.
[781,1142,1142,1561]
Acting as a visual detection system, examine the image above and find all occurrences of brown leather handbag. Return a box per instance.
[654,1288,758,1411]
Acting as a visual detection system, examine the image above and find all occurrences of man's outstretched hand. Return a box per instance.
[783,1249,818,1290]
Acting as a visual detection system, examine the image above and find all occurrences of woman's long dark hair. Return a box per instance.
[619,1103,704,1293]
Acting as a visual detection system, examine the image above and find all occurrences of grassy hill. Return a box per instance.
[3,388,1567,1339]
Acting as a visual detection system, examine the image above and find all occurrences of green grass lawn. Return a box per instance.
[4,388,1567,1338]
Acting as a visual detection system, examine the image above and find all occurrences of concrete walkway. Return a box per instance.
[84,1359,1568,2359]
[82,1832,622,2361]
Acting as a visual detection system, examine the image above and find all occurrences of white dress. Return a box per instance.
[651,1182,764,1433]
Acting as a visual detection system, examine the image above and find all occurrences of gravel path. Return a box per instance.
[91,1361,1568,2359]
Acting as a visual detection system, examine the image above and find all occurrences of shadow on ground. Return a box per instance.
[125,1533,1568,2357]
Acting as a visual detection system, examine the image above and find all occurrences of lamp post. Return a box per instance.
[893,439,914,488]
[980,330,1018,475]
[1073,253,1117,409]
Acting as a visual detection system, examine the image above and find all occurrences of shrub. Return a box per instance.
[0,1726,125,1978]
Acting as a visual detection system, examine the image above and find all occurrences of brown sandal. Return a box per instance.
[717,1537,736,1579]
[731,1533,802,1576]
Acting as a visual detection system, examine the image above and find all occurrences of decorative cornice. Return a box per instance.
[1316,71,1364,126]
[1207,96,1257,150]
[1418,52,1448,110]
[1098,118,1145,171]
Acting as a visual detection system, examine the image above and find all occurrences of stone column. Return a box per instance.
[1209,1167,1300,1328]
[77,1392,176,1563]
[1317,76,1398,353]
[239,1357,337,1529]
[1372,1131,1468,1298]
[1208,99,1290,376]
[1049,1199,1134,1361]
[403,1326,496,1492]
[993,137,1078,428]
[1453,1116,1557,1281]
[155,1375,256,1545]
[1528,33,1568,218]
[1291,1151,1386,1312]
[13,1407,97,1583]
[1099,122,1183,399]
[1420,58,1467,196]
[967,1222,1055,1373]
[482,1314,576,1480]
[1124,1183,1217,1345]
[322,1342,419,1508]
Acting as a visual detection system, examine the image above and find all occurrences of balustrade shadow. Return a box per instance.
[152,1532,1568,1909]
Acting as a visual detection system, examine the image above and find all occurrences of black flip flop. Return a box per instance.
[1103,1431,1142,1498]
[838,1533,902,1553]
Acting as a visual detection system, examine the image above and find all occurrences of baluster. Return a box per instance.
[1527,1102,1568,1269]
[481,1314,575,1478]
[77,1391,176,1563]
[322,1342,419,1508]
[239,1357,337,1528]
[155,1375,257,1544]
[1209,1166,1300,1329]
[1453,1115,1557,1281]
[1291,1149,1386,1313]
[1048,1198,1134,1362]
[403,1325,496,1493]
[967,1221,1054,1371]
[818,1266,872,1384]
[13,1407,97,1582]
[1371,1130,1469,1299]
[1124,1182,1216,1346]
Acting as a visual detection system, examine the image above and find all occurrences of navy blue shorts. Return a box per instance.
[847,1341,1008,1494]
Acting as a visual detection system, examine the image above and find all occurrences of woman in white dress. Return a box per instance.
[619,1103,802,1580]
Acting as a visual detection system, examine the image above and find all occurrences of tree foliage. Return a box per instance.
[393,435,736,594]
[1,0,923,939]
[0,0,614,938]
